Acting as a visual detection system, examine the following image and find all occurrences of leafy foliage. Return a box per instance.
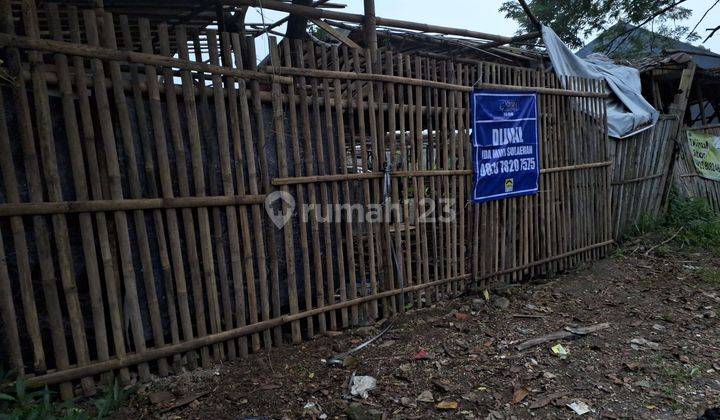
[663,192,720,254]
[0,371,132,420]
[630,191,720,254]
[500,0,696,51]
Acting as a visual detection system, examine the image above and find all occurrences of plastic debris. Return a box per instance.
[302,401,324,418]
[567,400,591,415]
[349,372,377,399]
[551,344,569,359]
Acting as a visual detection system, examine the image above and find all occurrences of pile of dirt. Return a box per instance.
[119,244,720,419]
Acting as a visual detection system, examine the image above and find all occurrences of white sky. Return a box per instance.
[249,0,720,61]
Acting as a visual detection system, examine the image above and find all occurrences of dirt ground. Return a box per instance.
[119,239,720,419]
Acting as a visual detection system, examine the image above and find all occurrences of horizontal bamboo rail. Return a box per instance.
[272,161,613,186]
[0,33,293,84]
[24,237,613,388]
[611,173,664,186]
[268,66,609,98]
[0,195,267,217]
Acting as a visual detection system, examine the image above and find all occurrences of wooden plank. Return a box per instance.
[309,18,361,49]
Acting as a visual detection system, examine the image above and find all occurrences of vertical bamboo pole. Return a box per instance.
[23,0,95,395]
[361,48,381,320]
[363,0,377,61]
[46,4,112,382]
[295,39,328,333]
[305,42,339,330]
[414,56,430,307]
[384,52,401,313]
[332,45,359,326]
[140,19,198,368]
[323,46,351,327]
[398,54,415,307]
[317,45,342,330]
[353,48,379,321]
[157,24,210,367]
[282,40,315,336]
[200,30,236,361]
[83,9,151,382]
[221,31,250,357]
[0,225,22,373]
[0,81,44,376]
[269,37,302,343]
[230,34,262,352]
[68,7,131,384]
[101,12,171,375]
[244,36,280,347]
[175,25,224,361]
[121,15,182,371]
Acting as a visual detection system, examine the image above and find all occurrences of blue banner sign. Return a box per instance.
[471,90,540,203]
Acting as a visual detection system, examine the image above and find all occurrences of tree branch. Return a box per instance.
[517,0,542,31]
[689,0,719,38]
[705,24,720,43]
[604,0,688,55]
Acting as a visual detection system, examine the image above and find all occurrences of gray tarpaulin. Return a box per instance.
[542,26,659,139]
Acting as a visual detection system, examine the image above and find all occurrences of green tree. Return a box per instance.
[500,0,696,51]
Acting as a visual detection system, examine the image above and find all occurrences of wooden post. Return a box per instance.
[661,62,697,211]
[286,0,312,39]
[363,0,377,58]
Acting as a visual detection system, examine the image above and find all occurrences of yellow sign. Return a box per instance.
[688,131,720,181]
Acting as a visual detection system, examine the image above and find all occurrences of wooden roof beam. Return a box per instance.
[231,0,539,43]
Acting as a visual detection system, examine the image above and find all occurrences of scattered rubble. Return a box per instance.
[120,241,720,418]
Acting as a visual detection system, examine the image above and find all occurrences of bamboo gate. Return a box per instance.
[609,116,678,239]
[0,2,611,397]
[675,124,720,211]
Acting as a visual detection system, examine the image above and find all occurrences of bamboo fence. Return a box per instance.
[0,2,611,396]
[609,115,678,238]
[674,124,720,211]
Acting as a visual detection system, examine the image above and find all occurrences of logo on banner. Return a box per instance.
[505,178,514,193]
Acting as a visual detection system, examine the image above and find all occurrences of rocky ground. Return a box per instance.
[119,239,720,419]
